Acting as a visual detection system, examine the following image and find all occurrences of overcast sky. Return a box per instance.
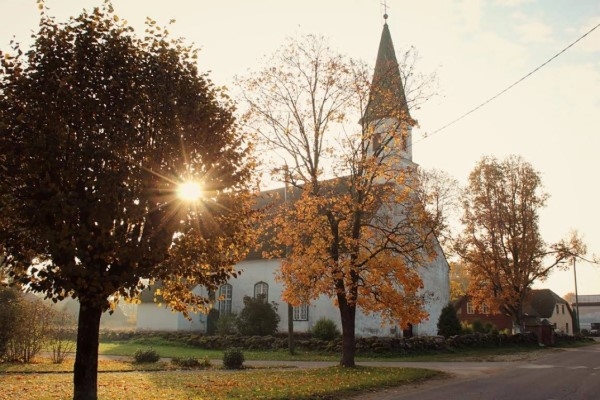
[1,0,599,298]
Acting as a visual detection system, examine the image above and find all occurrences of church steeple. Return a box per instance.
[364,14,416,162]
[365,15,414,125]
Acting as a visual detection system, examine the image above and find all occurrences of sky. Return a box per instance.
[1,0,599,298]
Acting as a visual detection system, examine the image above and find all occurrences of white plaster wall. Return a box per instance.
[137,248,449,337]
[136,285,208,332]
[371,117,413,163]
[415,246,450,336]
[136,304,180,331]
[549,305,574,334]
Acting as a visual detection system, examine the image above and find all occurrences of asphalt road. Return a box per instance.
[350,344,600,400]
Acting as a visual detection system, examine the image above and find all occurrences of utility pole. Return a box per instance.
[573,257,580,334]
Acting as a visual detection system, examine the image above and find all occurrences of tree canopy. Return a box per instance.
[456,155,585,329]
[0,3,254,399]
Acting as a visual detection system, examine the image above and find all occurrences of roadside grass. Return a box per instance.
[0,365,444,400]
[100,339,342,361]
[97,335,553,362]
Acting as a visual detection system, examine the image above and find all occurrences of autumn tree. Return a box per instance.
[456,155,585,331]
[449,261,470,301]
[0,3,254,399]
[240,28,442,367]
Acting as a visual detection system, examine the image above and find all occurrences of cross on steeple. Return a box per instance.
[381,1,390,22]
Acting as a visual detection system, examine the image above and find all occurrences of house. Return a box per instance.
[136,16,450,337]
[453,296,512,332]
[523,289,574,335]
[455,289,574,335]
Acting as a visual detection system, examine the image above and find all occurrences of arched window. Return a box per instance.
[218,284,232,315]
[254,281,268,302]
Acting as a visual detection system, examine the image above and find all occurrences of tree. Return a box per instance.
[437,303,462,338]
[0,3,254,399]
[563,292,576,305]
[456,155,585,331]
[0,286,19,359]
[449,261,470,301]
[240,33,441,367]
[236,295,280,336]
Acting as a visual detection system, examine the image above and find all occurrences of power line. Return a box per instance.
[416,21,600,143]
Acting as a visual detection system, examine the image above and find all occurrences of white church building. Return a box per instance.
[137,17,450,337]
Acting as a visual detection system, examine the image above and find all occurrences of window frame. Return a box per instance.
[254,281,269,302]
[293,304,309,321]
[218,284,233,315]
[466,302,474,314]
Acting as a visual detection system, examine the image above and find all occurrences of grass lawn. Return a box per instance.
[97,335,552,362]
[0,362,443,400]
[1,336,591,399]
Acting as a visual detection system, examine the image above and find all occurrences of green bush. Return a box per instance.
[236,295,280,336]
[223,347,244,369]
[437,303,462,338]
[216,312,238,336]
[311,318,340,341]
[171,356,211,369]
[133,348,160,363]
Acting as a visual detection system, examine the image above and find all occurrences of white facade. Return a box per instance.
[137,251,449,336]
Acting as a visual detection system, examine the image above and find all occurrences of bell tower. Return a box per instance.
[363,13,416,167]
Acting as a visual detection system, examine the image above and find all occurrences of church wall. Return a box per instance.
[136,304,181,331]
[415,247,450,335]
[370,117,413,163]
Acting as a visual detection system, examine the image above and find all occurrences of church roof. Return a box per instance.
[364,17,415,126]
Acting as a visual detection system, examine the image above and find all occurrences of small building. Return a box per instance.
[570,294,600,332]
[455,289,574,335]
[523,289,574,335]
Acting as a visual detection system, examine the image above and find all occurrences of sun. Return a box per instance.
[177,181,203,202]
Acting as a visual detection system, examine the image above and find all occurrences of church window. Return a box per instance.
[218,284,232,315]
[254,281,268,302]
[293,304,309,321]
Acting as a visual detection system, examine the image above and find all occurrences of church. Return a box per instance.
[136,16,450,337]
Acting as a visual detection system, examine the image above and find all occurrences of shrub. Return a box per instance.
[311,318,340,341]
[3,294,53,362]
[223,347,244,369]
[171,356,210,369]
[437,303,462,338]
[216,312,238,336]
[467,320,496,334]
[133,348,160,363]
[48,310,76,364]
[236,295,280,336]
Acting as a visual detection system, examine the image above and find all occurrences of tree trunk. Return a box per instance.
[73,301,102,400]
[339,301,356,367]
[287,303,295,355]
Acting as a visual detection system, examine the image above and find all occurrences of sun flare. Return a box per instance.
[177,181,203,202]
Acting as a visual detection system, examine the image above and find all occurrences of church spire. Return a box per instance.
[364,15,414,126]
